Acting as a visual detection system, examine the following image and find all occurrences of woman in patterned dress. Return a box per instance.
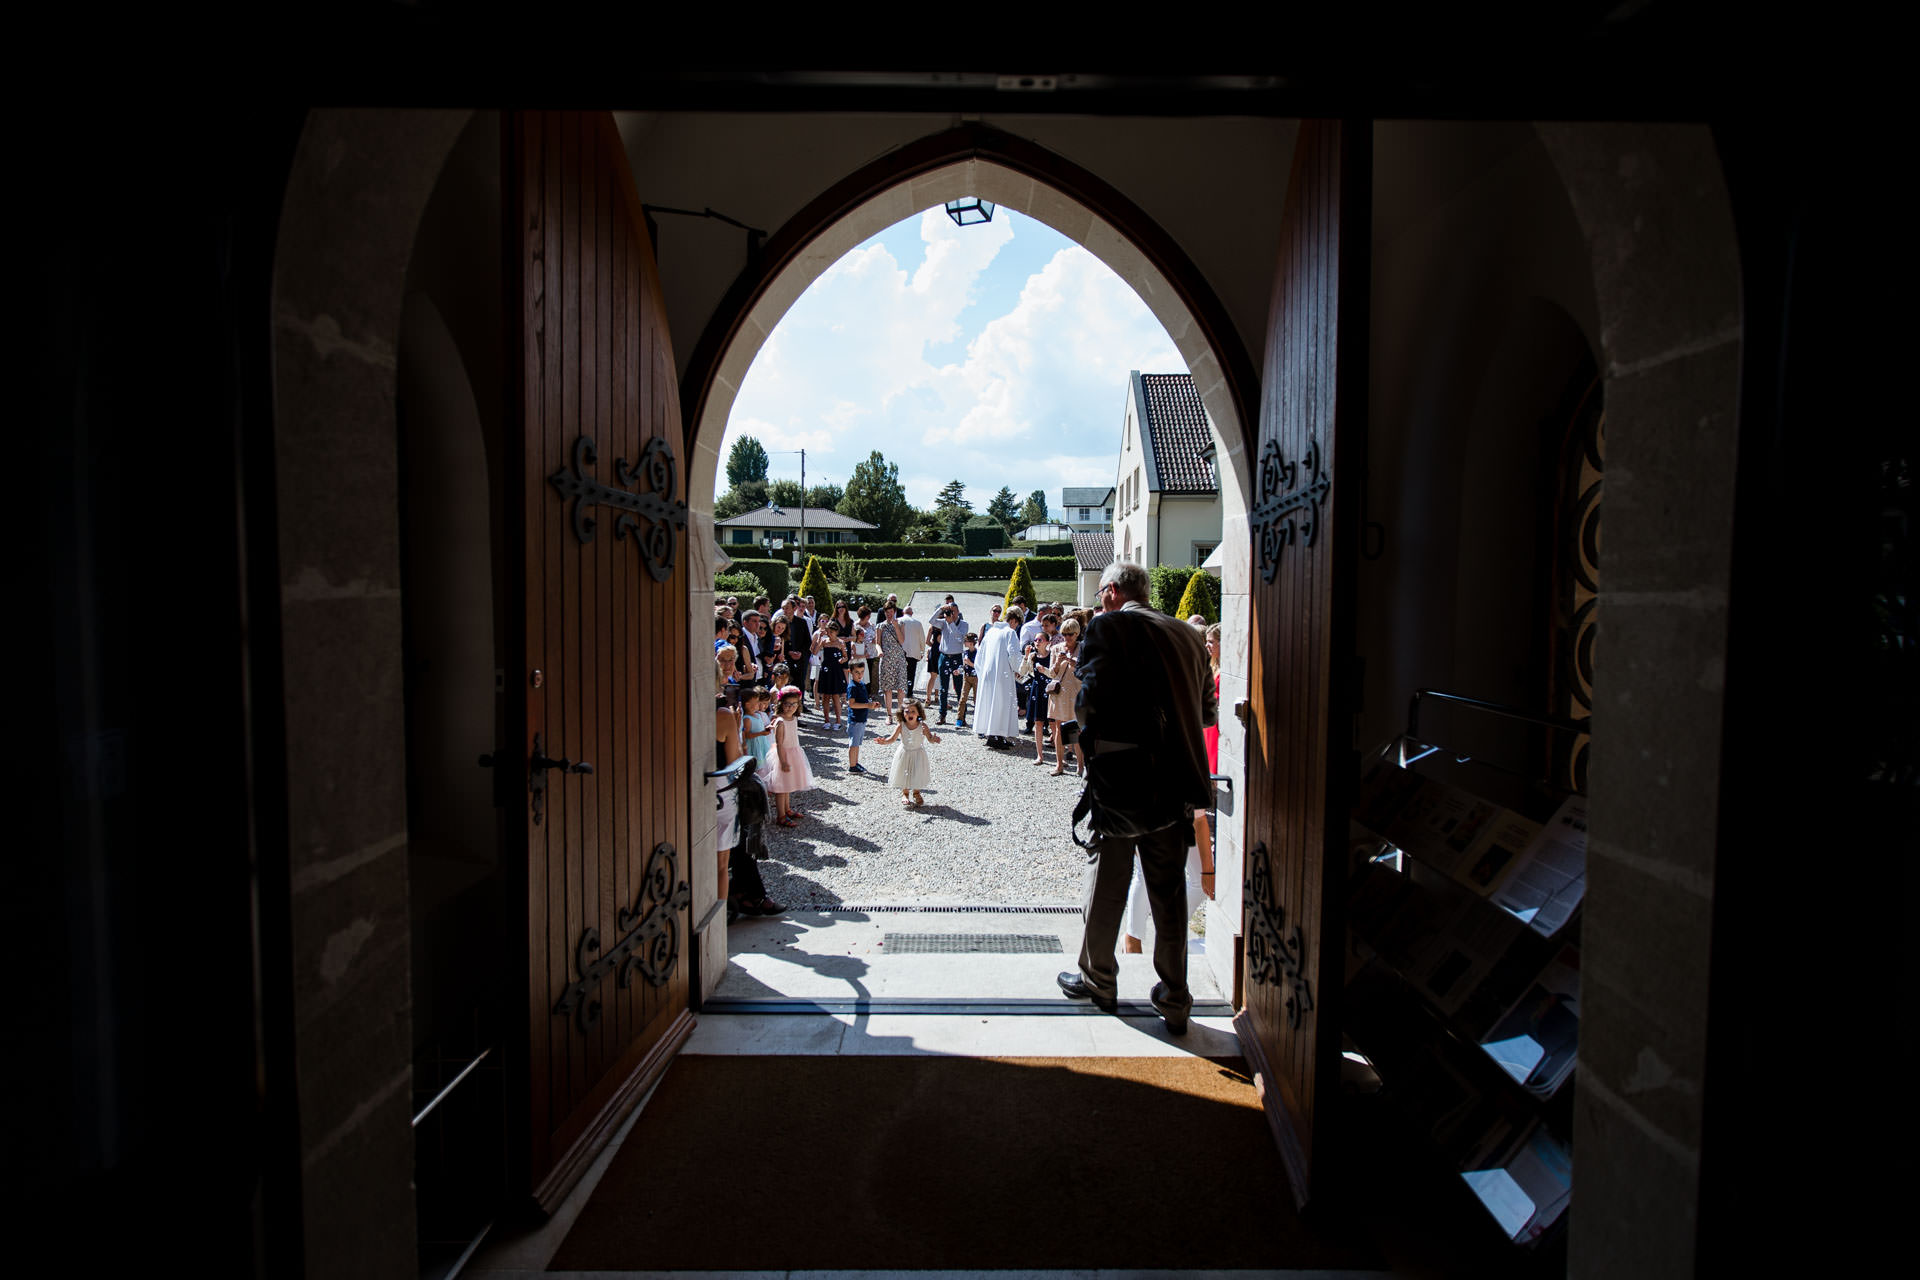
[874,603,908,723]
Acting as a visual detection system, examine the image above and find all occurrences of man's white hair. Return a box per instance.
[1099,561,1149,601]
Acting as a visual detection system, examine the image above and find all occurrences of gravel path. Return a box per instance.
[755,692,1090,907]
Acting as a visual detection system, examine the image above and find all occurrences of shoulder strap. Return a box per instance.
[1070,783,1099,859]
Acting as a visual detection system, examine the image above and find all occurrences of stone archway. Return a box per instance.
[266,110,1747,1279]
[669,134,1265,997]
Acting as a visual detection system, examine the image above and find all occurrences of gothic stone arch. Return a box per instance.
[266,112,1745,1280]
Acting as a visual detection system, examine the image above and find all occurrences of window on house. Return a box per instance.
[731,529,752,544]
[1192,542,1217,565]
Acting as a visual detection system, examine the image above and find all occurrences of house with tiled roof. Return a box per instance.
[1111,371,1222,572]
[713,505,877,556]
[1070,531,1115,607]
[1060,485,1115,535]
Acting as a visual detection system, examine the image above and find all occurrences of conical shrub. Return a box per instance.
[1175,568,1219,624]
[795,554,834,615]
[1004,556,1036,611]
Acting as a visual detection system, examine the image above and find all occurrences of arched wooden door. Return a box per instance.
[502,110,693,1213]
[1235,118,1369,1209]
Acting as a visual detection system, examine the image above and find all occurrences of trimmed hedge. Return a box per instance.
[834,556,1076,582]
[795,555,835,614]
[837,542,961,559]
[1149,564,1207,615]
[715,542,961,561]
[1175,569,1220,623]
[713,570,763,596]
[1004,557,1036,610]
[1014,540,1074,558]
[728,559,791,603]
[962,525,1007,555]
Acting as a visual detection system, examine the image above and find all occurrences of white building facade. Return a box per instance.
[1111,371,1222,570]
[1060,486,1115,535]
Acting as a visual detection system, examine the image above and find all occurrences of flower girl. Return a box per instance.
[870,698,941,807]
[765,685,815,826]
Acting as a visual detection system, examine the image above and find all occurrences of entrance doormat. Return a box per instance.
[548,1054,1383,1272]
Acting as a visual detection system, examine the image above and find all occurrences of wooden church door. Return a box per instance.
[502,110,694,1213]
[1235,118,1370,1209]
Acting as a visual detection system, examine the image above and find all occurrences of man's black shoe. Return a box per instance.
[1056,970,1117,1013]
[1150,981,1192,1036]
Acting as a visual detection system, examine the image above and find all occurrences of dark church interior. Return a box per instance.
[16,8,1909,1278]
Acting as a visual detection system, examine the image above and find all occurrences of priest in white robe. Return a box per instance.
[972,606,1026,746]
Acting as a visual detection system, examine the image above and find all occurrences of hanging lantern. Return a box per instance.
[943,196,996,227]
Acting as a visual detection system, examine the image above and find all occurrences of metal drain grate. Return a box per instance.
[881,932,1063,954]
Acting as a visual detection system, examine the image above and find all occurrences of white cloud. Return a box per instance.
[721,207,1186,510]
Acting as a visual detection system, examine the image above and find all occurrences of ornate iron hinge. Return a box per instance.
[551,843,692,1034]
[548,434,689,582]
[1245,841,1315,1029]
[1248,435,1330,584]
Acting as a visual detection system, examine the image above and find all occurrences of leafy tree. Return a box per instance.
[1019,489,1049,529]
[934,479,972,516]
[713,478,768,521]
[1003,557,1036,610]
[805,482,844,510]
[903,509,947,543]
[986,486,1021,534]
[1175,569,1219,623]
[726,436,770,488]
[837,451,913,542]
[795,555,834,615]
[833,551,865,592]
[767,478,805,508]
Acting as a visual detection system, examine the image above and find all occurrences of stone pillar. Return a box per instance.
[272,108,470,1280]
[1534,122,1741,1280]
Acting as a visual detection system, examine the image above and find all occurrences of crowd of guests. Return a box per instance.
[711,582,1224,952]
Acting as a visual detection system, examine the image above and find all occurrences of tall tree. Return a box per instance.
[725,435,770,488]
[767,478,805,508]
[986,486,1021,534]
[1020,489,1049,528]
[805,482,845,510]
[934,478,972,516]
[904,509,947,543]
[713,478,768,521]
[838,451,913,542]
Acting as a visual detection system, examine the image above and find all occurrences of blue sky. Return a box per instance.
[720,205,1188,513]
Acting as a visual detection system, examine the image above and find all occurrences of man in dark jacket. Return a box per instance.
[1058,561,1217,1033]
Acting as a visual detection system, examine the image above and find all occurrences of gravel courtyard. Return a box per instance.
[756,694,1092,908]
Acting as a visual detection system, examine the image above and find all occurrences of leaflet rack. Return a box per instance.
[1341,689,1589,1260]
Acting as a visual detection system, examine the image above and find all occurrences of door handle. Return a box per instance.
[480,749,590,774]
[531,748,593,775]
[524,733,591,826]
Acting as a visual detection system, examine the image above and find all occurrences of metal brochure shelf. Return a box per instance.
[1341,690,1588,1257]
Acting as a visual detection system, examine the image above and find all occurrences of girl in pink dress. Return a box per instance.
[765,685,816,827]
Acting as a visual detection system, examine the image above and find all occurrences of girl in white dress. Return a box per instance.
[872,699,942,807]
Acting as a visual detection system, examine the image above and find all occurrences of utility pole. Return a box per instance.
[770,448,807,568]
